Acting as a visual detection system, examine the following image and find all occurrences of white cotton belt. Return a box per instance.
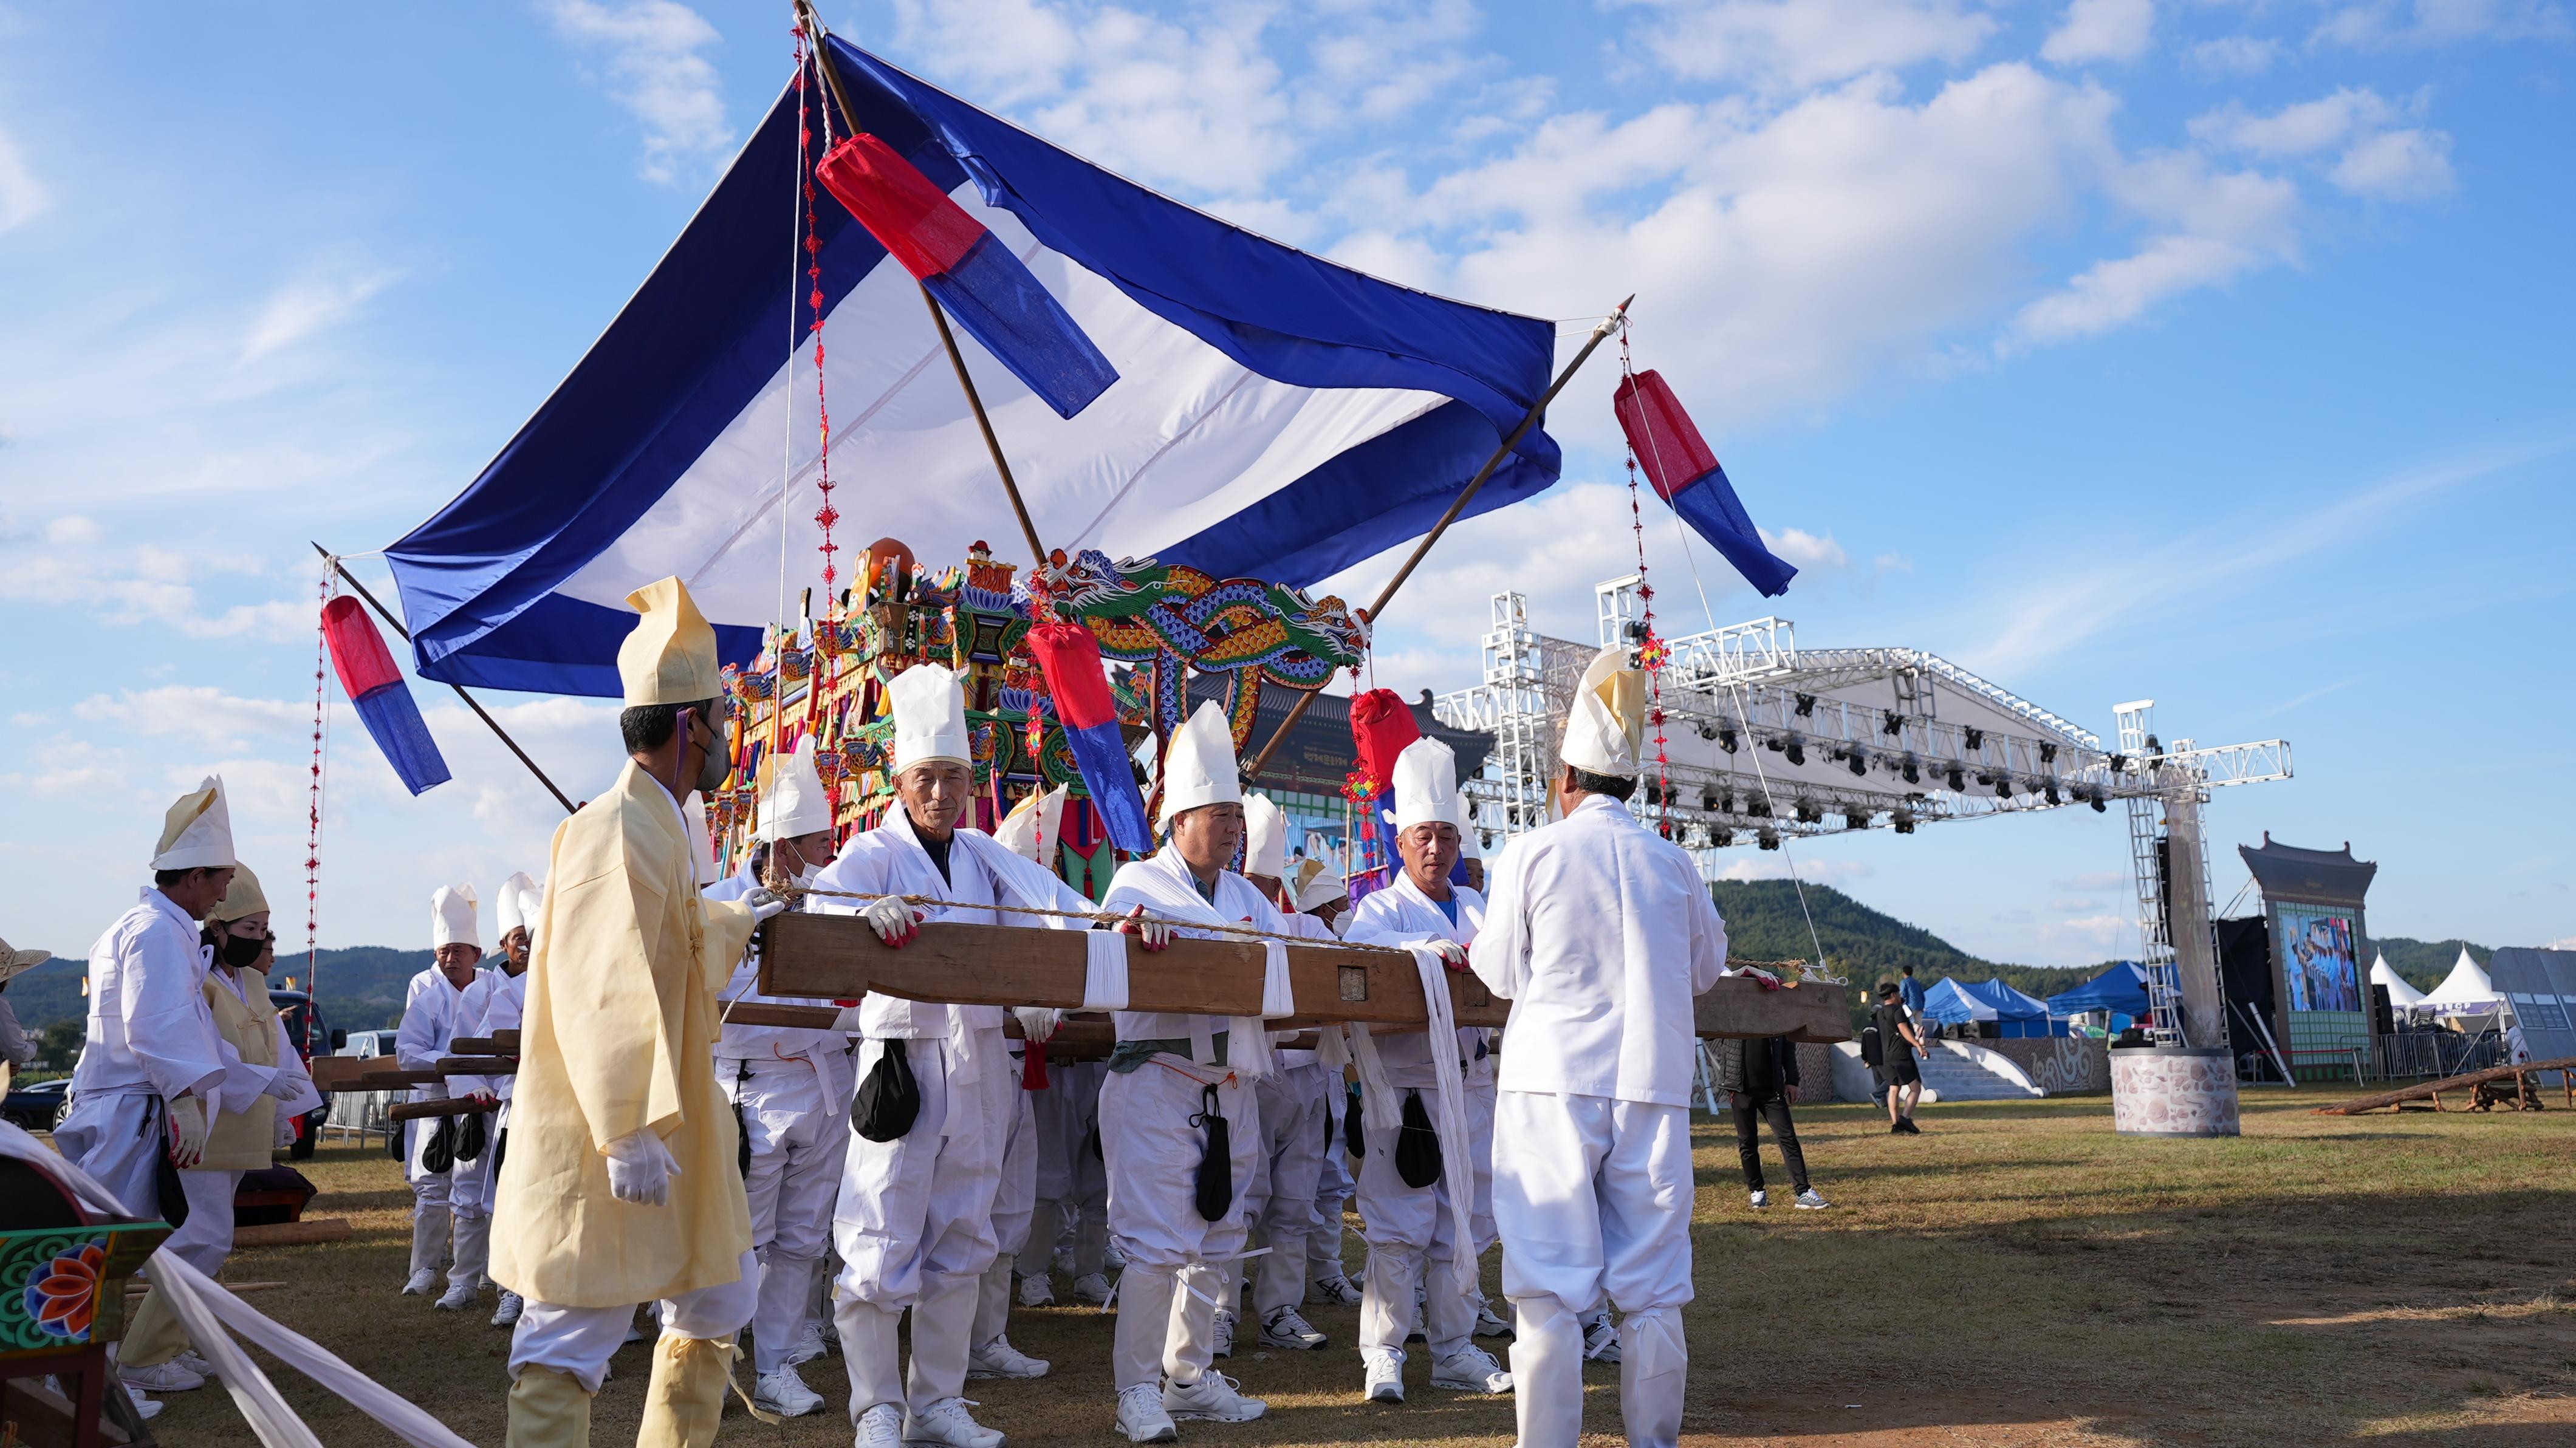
[1410,944,1481,1310]
[1083,931,1130,1012]
[1228,940,1295,1082]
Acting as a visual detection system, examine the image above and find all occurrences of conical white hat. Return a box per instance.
[1560,644,1645,778]
[994,784,1069,865]
[1293,859,1347,914]
[1244,793,1287,879]
[617,576,722,707]
[495,871,541,939]
[762,742,835,839]
[1391,737,1460,832]
[151,776,235,872]
[1159,701,1241,824]
[431,883,480,950]
[891,664,972,772]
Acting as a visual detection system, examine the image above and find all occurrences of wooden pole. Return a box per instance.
[795,4,1051,572]
[1240,296,1634,783]
[310,543,578,814]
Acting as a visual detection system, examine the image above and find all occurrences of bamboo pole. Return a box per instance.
[310,543,578,814]
[1239,296,1634,782]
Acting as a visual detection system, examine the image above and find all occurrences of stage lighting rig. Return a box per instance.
[1892,806,1917,834]
[1882,713,1905,736]
[1758,827,1781,850]
[2043,779,2060,806]
[1993,773,2014,797]
[1843,804,1871,830]
[1901,754,1921,785]
[2039,742,2057,764]
[1848,747,1869,777]
[1713,827,1735,848]
[1945,765,1965,791]
[1718,726,1739,753]
[1964,727,1984,753]
[1794,693,1816,717]
[1793,798,1823,824]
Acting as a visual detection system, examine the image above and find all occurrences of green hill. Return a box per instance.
[1711,879,2101,1003]
[2374,937,2489,993]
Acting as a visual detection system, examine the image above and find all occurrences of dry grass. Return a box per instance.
[133,1087,2576,1447]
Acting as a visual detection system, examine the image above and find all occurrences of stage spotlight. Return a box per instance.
[1784,735,1806,767]
[1698,724,1717,741]
[1718,726,1739,753]
[1713,827,1736,848]
[1794,798,1822,824]
[1882,713,1905,737]
[1945,765,1965,791]
[1848,748,1869,777]
[1758,827,1781,850]
[1702,790,1720,811]
[2143,733,2162,755]
[1901,754,1921,785]
[1993,774,2014,798]
[2088,793,2106,814]
[1625,619,1649,643]
[1794,693,1816,717]
[1892,807,1917,835]
[1843,805,1871,830]
[1748,797,1772,818]
[1719,789,1736,813]
[2043,779,2061,806]
[2039,742,2058,765]
[1964,728,1984,753]
[2108,753,2128,773]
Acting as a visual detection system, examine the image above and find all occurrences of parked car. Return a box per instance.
[262,986,344,1159]
[2,1074,70,1132]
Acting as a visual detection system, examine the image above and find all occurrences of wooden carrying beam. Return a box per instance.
[1696,977,1852,1043]
[759,915,1509,1027]
[435,1056,517,1076]
[2314,1054,2576,1115]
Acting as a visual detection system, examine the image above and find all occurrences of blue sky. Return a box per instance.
[1,0,2569,965]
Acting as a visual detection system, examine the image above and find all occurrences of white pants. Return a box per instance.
[1464,1068,1499,1255]
[973,1076,1039,1345]
[1101,1056,1259,1392]
[1493,1091,1693,1448]
[1019,1060,1107,1280]
[1222,1062,1329,1319]
[55,1091,165,1219]
[508,1248,761,1393]
[834,1034,1009,1416]
[1354,1099,1473,1362]
[1309,1084,1354,1284]
[722,1057,849,1375]
[160,1167,245,1275]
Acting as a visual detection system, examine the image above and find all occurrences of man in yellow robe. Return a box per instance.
[492,576,784,1448]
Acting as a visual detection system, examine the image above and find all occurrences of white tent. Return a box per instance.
[2369,952,2428,1013]
[2417,948,2506,1017]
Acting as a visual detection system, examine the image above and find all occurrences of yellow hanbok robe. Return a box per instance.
[490,760,759,1308]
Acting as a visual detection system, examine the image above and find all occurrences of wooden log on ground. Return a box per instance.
[231,1218,353,1249]
[390,1097,499,1123]
[435,1056,518,1076]
[2313,1056,2576,1115]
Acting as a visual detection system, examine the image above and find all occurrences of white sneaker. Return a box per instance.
[1053,1243,1076,1277]
[789,1321,831,1364]
[1070,1272,1113,1305]
[1582,1314,1621,1364]
[435,1280,481,1311]
[1115,1383,1178,1443]
[1211,1307,1236,1358]
[1260,1306,1326,1350]
[905,1395,1004,1448]
[1363,1349,1405,1403]
[1017,1272,1056,1308]
[1310,1273,1358,1308]
[1795,1188,1832,1210]
[125,1387,164,1421]
[401,1268,442,1296]
[122,1359,207,1393]
[753,1366,825,1418]
[1432,1345,1512,1395]
[1749,1188,1770,1209]
[968,1334,1050,1380]
[492,1291,524,1327]
[1102,1240,1127,1270]
[171,1350,216,1380]
[1164,1371,1266,1422]
[1473,1305,1513,1339]
[857,1402,905,1448]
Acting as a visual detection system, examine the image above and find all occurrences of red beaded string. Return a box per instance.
[1619,320,1673,838]
[303,559,336,1039]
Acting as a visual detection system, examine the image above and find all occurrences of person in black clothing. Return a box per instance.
[1713,1035,1828,1209]
[1872,982,1925,1133]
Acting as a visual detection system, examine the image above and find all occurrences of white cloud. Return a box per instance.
[2008,151,2298,344]
[1617,0,1997,90]
[2186,36,2283,75]
[1764,528,1849,569]
[0,515,314,641]
[2332,127,2456,199]
[242,268,399,363]
[0,126,47,231]
[45,515,101,546]
[544,0,731,185]
[2314,0,2572,47]
[2191,89,2396,158]
[1715,854,1876,887]
[2041,0,2156,65]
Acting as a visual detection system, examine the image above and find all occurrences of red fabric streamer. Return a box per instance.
[1026,617,1121,729]
[1348,689,1420,788]
[1611,369,1721,502]
[321,596,402,699]
[815,133,985,281]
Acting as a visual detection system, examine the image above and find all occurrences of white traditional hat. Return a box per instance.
[1242,793,1288,879]
[1454,797,1482,859]
[205,864,270,924]
[618,576,723,707]
[890,664,972,772]
[431,884,480,950]
[1292,859,1347,914]
[761,742,835,839]
[1560,644,1646,779]
[994,783,1069,865]
[495,871,541,939]
[151,776,235,872]
[1158,701,1241,824]
[1390,737,1460,832]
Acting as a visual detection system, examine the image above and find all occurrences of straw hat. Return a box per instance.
[0,938,52,986]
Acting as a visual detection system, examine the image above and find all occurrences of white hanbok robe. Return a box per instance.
[57,889,231,1218]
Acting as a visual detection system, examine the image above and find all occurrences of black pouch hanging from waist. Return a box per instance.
[146,1099,190,1228]
[733,1062,753,1176]
[1395,1089,1443,1189]
[1191,1082,1233,1222]
[420,1115,457,1175]
[852,1039,921,1143]
[1345,1084,1367,1159]
[454,1111,488,1164]
[492,1125,510,1180]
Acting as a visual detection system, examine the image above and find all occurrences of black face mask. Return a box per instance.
[218,934,269,971]
[687,709,728,793]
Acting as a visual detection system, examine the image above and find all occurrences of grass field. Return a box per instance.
[129,1087,2576,1447]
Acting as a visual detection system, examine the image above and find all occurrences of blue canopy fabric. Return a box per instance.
[1923,977,2062,1036]
[384,40,1565,697]
[2047,962,2152,1018]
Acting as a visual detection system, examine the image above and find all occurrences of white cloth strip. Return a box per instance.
[1408,945,1482,1314]
[1083,931,1131,1011]
[1346,1019,1403,1133]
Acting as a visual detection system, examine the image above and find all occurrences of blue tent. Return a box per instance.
[2046,963,2152,1019]
[1922,977,2065,1038]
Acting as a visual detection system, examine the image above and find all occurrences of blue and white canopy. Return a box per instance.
[386,38,1565,697]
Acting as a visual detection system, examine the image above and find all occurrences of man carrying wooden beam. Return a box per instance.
[1094,702,1284,1443]
[1469,646,1730,1448]
[397,884,485,1297]
[1341,737,1513,1406]
[805,663,1106,1448]
[452,870,538,1327]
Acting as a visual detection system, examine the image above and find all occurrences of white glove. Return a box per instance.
[274,1113,300,1149]
[1428,938,1470,971]
[1013,1006,1063,1043]
[1118,904,1173,951]
[260,1066,301,1099]
[742,886,787,922]
[864,896,925,946]
[166,1096,209,1168]
[603,1129,679,1207]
